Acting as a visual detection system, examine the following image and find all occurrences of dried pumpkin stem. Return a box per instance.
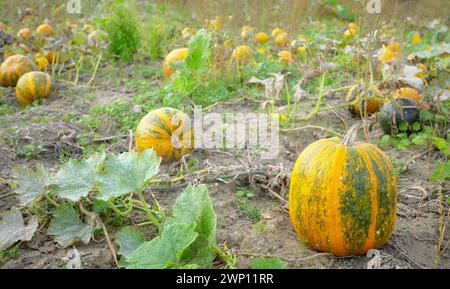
[342,122,361,146]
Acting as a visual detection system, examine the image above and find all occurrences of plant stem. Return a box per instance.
[0,178,16,188]
[137,190,160,229]
[213,244,237,269]
[44,194,60,207]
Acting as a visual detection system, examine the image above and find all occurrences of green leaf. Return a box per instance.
[431,160,450,181]
[125,224,198,269]
[250,257,288,269]
[13,164,50,206]
[165,184,217,268]
[420,110,434,121]
[412,122,422,132]
[96,149,161,201]
[185,29,211,70]
[115,226,145,257]
[47,204,94,248]
[397,138,411,150]
[412,134,426,146]
[55,153,105,201]
[432,137,449,156]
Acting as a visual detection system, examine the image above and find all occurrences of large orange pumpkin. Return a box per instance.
[0,55,38,87]
[162,48,189,78]
[15,71,58,104]
[135,108,194,162]
[289,124,397,256]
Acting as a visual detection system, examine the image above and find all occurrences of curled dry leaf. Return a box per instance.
[0,207,38,250]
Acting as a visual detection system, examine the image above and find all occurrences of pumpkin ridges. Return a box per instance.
[354,146,379,253]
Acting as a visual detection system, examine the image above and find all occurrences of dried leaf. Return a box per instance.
[0,207,38,250]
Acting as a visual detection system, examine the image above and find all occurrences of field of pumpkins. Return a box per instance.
[0,1,448,269]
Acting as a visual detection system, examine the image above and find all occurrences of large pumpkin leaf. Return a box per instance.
[13,164,51,206]
[96,149,161,201]
[125,223,198,269]
[55,153,105,202]
[165,184,217,268]
[185,29,211,71]
[47,204,94,248]
[0,207,38,250]
[115,226,145,257]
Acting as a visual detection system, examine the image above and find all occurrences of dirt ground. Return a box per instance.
[0,69,449,269]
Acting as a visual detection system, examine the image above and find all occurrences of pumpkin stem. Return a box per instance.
[342,122,361,146]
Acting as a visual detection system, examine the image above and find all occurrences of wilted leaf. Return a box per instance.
[96,149,161,200]
[55,153,105,202]
[115,226,145,256]
[47,204,94,248]
[250,257,288,269]
[14,164,50,206]
[0,207,38,250]
[398,65,424,90]
[125,223,198,269]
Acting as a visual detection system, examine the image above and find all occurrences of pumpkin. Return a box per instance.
[289,123,397,256]
[0,22,6,31]
[350,97,385,117]
[255,32,269,44]
[209,17,223,31]
[393,87,421,103]
[36,21,55,37]
[240,26,254,40]
[15,71,58,104]
[231,45,251,63]
[162,48,189,78]
[271,27,285,38]
[135,108,193,162]
[379,98,419,134]
[17,28,31,39]
[297,46,306,54]
[45,51,58,64]
[278,50,294,63]
[275,32,289,47]
[181,27,195,40]
[0,55,38,87]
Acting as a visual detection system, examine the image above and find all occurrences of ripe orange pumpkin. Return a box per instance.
[0,55,38,87]
[162,48,189,78]
[36,21,55,37]
[17,28,31,39]
[0,22,6,31]
[231,45,251,63]
[289,124,397,256]
[15,71,58,104]
[350,97,385,117]
[275,32,289,47]
[135,108,194,162]
[255,32,270,44]
[278,50,294,63]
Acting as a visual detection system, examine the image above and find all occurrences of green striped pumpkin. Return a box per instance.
[15,71,58,105]
[0,55,38,87]
[135,108,194,163]
[289,124,397,256]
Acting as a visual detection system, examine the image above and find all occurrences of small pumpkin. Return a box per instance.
[278,50,294,63]
[255,32,270,44]
[15,71,58,104]
[17,28,31,39]
[271,27,285,38]
[289,123,397,256]
[350,97,385,117]
[162,48,189,78]
[36,20,55,37]
[231,45,252,63]
[0,22,6,31]
[240,26,254,40]
[135,108,193,162]
[275,32,289,47]
[45,51,58,64]
[0,55,38,87]
[379,98,420,134]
